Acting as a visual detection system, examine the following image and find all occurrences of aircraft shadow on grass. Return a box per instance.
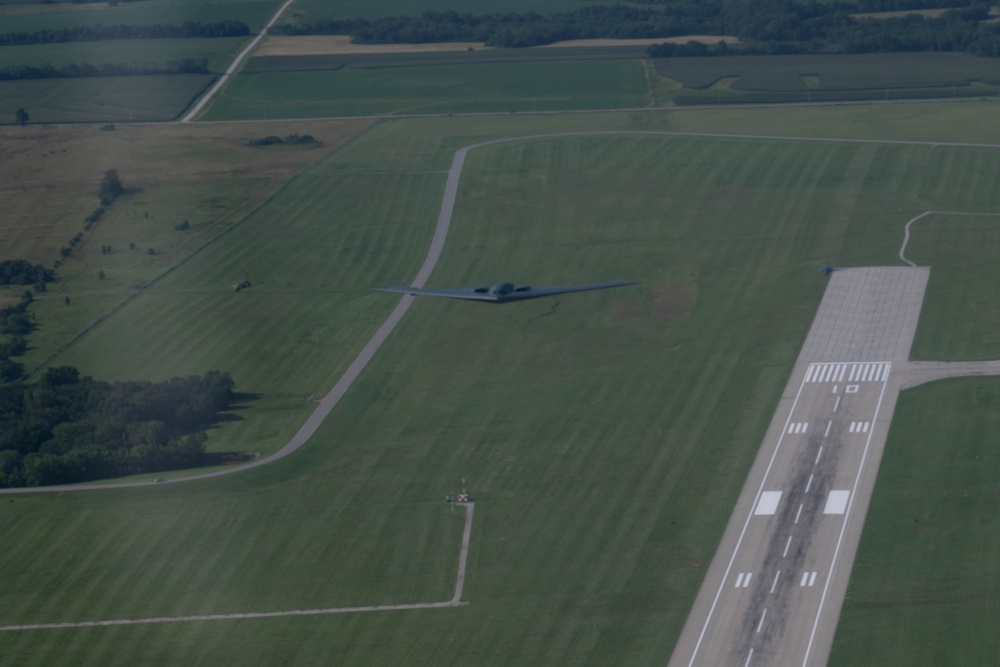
[376,280,638,304]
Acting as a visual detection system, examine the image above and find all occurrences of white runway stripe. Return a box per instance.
[806,362,891,383]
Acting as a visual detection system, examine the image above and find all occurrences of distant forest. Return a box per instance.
[0,58,209,81]
[0,20,249,46]
[0,368,236,487]
[272,0,1000,56]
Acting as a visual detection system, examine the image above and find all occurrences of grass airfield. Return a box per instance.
[3,103,1000,665]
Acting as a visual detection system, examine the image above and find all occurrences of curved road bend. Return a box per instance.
[8,130,1000,496]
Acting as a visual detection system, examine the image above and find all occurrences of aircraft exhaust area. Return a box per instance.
[667,266,1000,667]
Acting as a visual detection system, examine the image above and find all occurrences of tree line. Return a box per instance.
[0,20,249,47]
[0,260,50,287]
[0,368,237,487]
[272,1,1000,57]
[0,58,209,81]
[0,291,36,383]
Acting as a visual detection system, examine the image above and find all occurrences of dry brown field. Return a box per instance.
[0,119,373,265]
[254,34,737,57]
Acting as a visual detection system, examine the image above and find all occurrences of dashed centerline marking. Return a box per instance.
[770,570,781,594]
[783,536,792,558]
[805,474,814,493]
[756,608,768,633]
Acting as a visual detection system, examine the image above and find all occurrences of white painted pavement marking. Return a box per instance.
[810,572,818,587]
[849,421,871,433]
[846,385,859,393]
[788,422,808,434]
[805,474,814,493]
[833,396,841,412]
[735,572,753,588]
[803,367,893,666]
[823,490,851,515]
[824,421,832,437]
[815,446,823,464]
[744,649,754,667]
[794,504,804,524]
[800,572,818,587]
[755,491,783,516]
[770,571,781,594]
[807,362,894,383]
[684,361,811,665]
[756,608,768,633]
[783,536,792,558]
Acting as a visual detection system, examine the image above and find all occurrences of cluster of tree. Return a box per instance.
[0,58,209,82]
[0,368,237,487]
[0,21,249,47]
[0,260,50,287]
[272,6,705,47]
[0,291,35,381]
[99,169,123,206]
[273,1,1000,57]
[245,133,319,146]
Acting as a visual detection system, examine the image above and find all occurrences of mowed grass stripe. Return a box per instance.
[3,127,985,665]
[830,379,1000,666]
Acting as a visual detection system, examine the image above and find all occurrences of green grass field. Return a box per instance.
[1,98,1000,665]
[0,74,214,123]
[0,0,280,33]
[6,107,999,665]
[0,37,248,73]
[655,52,1000,91]
[201,59,652,120]
[829,377,1000,666]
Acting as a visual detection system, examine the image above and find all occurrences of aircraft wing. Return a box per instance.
[499,280,638,302]
[377,280,637,303]
[375,286,501,302]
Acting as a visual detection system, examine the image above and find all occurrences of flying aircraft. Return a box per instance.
[376,280,637,304]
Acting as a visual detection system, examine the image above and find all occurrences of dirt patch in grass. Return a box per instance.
[611,283,696,325]
[652,283,696,320]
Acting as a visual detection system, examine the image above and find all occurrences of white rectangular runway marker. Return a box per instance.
[823,490,851,515]
[755,491,783,516]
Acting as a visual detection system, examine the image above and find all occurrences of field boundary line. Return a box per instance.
[180,0,297,123]
[0,502,474,632]
[899,209,1000,266]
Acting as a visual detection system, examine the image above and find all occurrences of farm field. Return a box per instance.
[0,37,249,73]
[655,52,1000,92]
[6,105,1000,665]
[200,59,652,120]
[280,0,591,22]
[0,119,374,386]
[0,74,215,123]
[0,0,279,33]
[828,377,1000,666]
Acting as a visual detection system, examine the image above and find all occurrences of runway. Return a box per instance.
[668,266,930,667]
